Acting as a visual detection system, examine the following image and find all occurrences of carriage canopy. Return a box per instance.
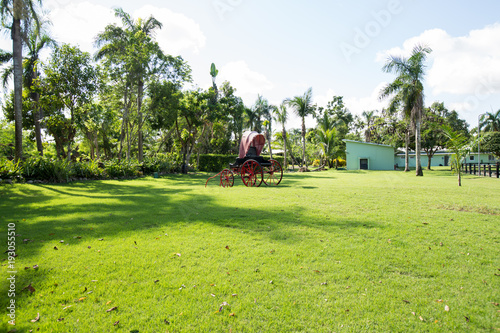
[239,131,265,158]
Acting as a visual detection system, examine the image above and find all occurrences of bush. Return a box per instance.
[104,159,141,178]
[0,158,21,181]
[333,158,346,167]
[198,154,238,172]
[141,153,180,174]
[22,156,71,182]
[198,154,286,172]
[71,160,103,179]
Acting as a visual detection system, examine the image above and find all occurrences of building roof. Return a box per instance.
[343,139,394,148]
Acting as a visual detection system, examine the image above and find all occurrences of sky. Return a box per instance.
[1,0,500,131]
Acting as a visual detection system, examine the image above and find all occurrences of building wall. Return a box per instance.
[345,141,395,170]
[396,153,499,168]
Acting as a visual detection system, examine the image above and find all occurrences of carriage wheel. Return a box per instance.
[263,159,283,186]
[220,169,234,188]
[240,159,263,187]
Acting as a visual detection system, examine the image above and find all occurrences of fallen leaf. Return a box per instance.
[445,305,450,311]
[231,294,237,297]
[54,246,58,250]
[23,283,35,294]
[31,313,40,322]
[106,301,112,305]
[164,319,170,324]
[434,320,439,323]
[229,313,235,317]
[98,238,104,241]
[83,287,87,292]
[87,246,91,249]
[62,305,72,310]
[436,299,443,303]
[74,236,82,239]
[175,253,181,257]
[210,293,216,297]
[106,306,118,312]
[113,321,119,326]
[33,265,39,270]
[49,233,55,236]
[411,312,416,316]
[225,245,230,250]
[321,282,328,285]
[403,300,410,303]
[57,318,64,322]
[491,302,499,306]
[154,280,159,283]
[464,316,470,322]
[134,241,137,245]
[60,240,64,243]
[313,270,321,273]
[419,316,424,321]
[25,267,30,270]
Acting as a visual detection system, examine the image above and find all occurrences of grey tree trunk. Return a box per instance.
[404,129,410,172]
[137,80,144,162]
[301,119,306,167]
[415,111,423,176]
[12,15,23,161]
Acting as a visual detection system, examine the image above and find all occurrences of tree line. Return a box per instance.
[1,1,499,176]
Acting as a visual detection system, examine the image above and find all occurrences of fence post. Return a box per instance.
[497,162,499,178]
[473,164,476,175]
[483,164,486,176]
[488,164,492,177]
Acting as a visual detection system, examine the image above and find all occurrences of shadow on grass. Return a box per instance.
[0,174,381,311]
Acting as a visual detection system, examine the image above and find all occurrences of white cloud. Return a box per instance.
[46,2,206,56]
[345,82,387,117]
[219,60,274,103]
[47,1,117,54]
[133,5,206,56]
[376,24,500,97]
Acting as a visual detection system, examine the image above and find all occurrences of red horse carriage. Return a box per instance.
[205,131,283,187]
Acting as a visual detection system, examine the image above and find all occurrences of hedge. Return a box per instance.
[197,154,286,172]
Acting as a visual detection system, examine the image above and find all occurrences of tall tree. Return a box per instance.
[273,101,288,169]
[361,110,376,142]
[480,109,500,132]
[95,8,190,161]
[0,0,42,161]
[1,17,56,156]
[380,44,432,176]
[286,87,315,168]
[42,44,100,161]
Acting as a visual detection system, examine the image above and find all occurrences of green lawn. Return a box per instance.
[1,169,499,332]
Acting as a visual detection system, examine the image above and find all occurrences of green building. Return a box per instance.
[344,140,395,170]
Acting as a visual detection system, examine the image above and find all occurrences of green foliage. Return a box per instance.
[481,131,500,157]
[141,152,180,174]
[71,160,104,179]
[197,154,237,172]
[22,156,71,182]
[0,158,21,180]
[104,159,141,178]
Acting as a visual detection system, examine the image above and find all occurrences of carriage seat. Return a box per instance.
[246,146,258,157]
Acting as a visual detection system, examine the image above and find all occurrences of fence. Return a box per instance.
[462,162,500,178]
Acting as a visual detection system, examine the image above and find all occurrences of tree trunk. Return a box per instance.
[137,80,144,162]
[458,172,461,186]
[427,153,432,170]
[301,118,306,167]
[12,14,23,161]
[404,130,410,172]
[33,94,44,156]
[282,128,287,170]
[118,87,129,161]
[415,113,423,176]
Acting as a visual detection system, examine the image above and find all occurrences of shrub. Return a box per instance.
[333,158,346,167]
[141,153,180,174]
[22,156,71,182]
[0,158,21,181]
[104,159,140,178]
[198,154,238,172]
[71,160,103,179]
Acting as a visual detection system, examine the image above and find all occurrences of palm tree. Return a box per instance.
[480,110,500,132]
[380,44,432,176]
[95,7,162,162]
[286,87,315,168]
[361,110,376,142]
[273,101,288,169]
[315,112,337,167]
[0,0,42,161]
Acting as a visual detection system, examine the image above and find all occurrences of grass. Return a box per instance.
[1,168,499,332]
